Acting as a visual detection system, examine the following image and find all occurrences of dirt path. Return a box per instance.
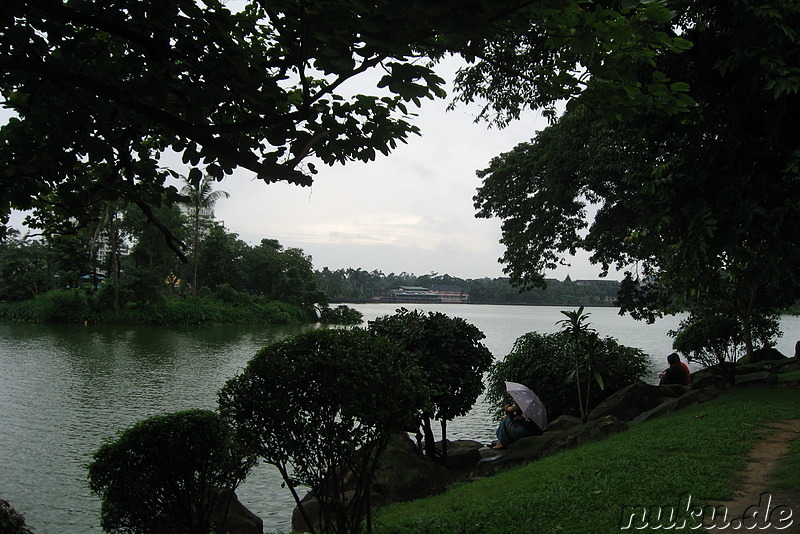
[711,419,800,532]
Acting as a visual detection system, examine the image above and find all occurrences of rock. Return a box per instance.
[472,415,627,477]
[774,356,799,371]
[733,362,772,374]
[630,387,720,425]
[434,439,483,473]
[744,347,788,364]
[677,387,719,407]
[587,381,686,423]
[690,373,720,389]
[736,371,778,386]
[208,490,263,534]
[545,415,582,432]
[372,434,465,505]
[291,433,463,533]
[291,491,358,534]
[743,357,799,374]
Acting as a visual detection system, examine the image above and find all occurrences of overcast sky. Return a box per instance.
[6,59,617,281]
[205,61,615,281]
[210,90,549,280]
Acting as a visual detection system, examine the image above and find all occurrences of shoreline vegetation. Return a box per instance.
[372,383,800,534]
[1,285,797,327]
[0,269,629,329]
[0,286,322,327]
[0,273,625,326]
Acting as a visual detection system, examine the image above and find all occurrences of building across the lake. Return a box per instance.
[384,285,469,304]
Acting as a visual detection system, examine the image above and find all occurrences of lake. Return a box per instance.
[1,304,797,533]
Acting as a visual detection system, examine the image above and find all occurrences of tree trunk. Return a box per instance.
[421,417,436,460]
[192,210,200,297]
[584,365,592,423]
[440,419,448,466]
[276,463,317,534]
[575,362,586,423]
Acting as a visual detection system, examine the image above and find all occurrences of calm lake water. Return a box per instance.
[1,304,798,533]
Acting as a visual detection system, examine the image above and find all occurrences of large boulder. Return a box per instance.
[372,434,466,505]
[292,433,463,533]
[472,415,628,477]
[736,371,779,386]
[545,415,582,432]
[692,355,796,386]
[434,439,484,473]
[774,356,799,372]
[745,347,787,364]
[207,490,263,534]
[691,359,789,388]
[292,491,356,534]
[630,387,720,425]
[587,381,686,423]
[742,356,799,375]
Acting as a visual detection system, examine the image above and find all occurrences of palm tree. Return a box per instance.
[180,175,229,296]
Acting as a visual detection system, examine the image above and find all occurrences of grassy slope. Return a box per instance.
[374,386,800,534]
[773,435,800,492]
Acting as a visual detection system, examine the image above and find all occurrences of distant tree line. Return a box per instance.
[0,178,329,325]
[315,268,620,307]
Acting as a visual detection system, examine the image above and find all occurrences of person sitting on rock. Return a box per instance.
[659,352,691,386]
[492,403,542,450]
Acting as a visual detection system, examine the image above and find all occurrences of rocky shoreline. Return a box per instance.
[213,354,797,533]
[292,354,799,533]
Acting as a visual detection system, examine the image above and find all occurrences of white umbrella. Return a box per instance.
[504,381,548,430]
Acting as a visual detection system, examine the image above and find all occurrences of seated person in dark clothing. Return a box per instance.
[492,403,542,450]
[659,352,691,386]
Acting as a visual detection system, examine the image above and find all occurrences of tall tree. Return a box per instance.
[91,200,127,310]
[1,0,692,253]
[241,238,284,298]
[0,230,51,300]
[473,0,800,357]
[273,247,324,308]
[123,203,186,303]
[180,175,229,297]
[194,223,247,293]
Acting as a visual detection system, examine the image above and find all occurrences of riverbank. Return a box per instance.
[373,383,800,533]
[0,288,316,326]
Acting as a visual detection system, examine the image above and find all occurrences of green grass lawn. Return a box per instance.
[779,370,800,382]
[373,386,800,534]
[772,433,800,492]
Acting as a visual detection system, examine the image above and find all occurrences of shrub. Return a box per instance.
[92,284,135,312]
[214,284,251,305]
[88,409,254,534]
[0,499,34,534]
[486,330,650,420]
[218,328,427,534]
[318,304,364,324]
[670,312,780,386]
[368,308,493,462]
[26,288,90,323]
[672,315,743,368]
